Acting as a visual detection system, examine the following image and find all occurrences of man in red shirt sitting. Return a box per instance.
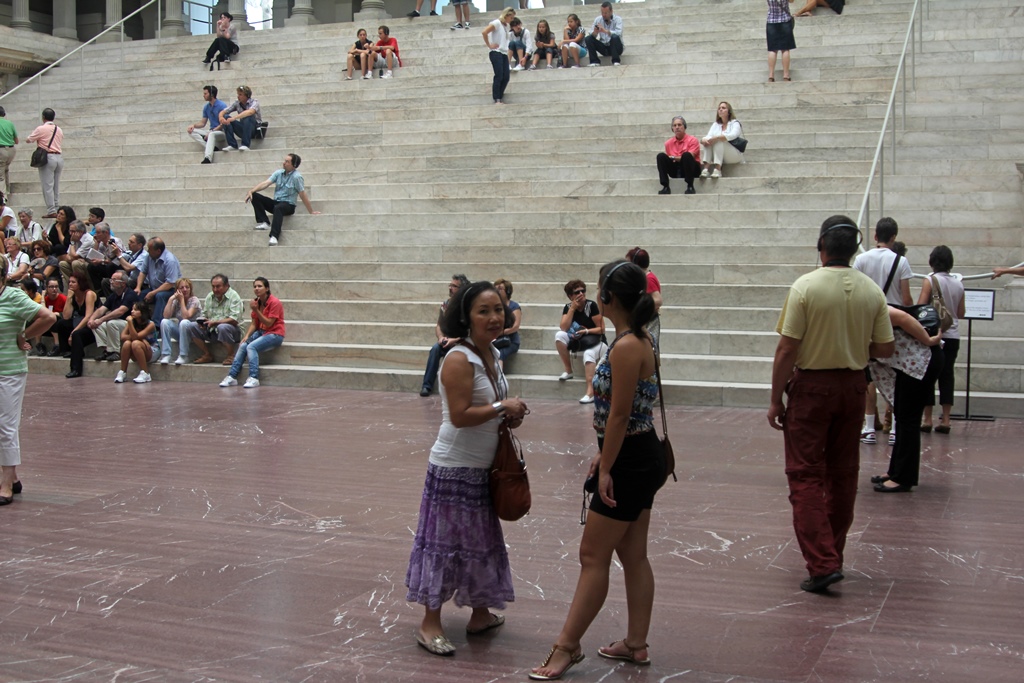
[656,116,701,195]
[371,25,401,79]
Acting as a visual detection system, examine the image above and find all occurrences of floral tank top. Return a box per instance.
[592,333,658,438]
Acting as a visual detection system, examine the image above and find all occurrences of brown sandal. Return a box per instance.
[529,644,585,680]
[598,640,651,665]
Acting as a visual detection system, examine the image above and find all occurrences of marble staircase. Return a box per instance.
[5,0,1022,414]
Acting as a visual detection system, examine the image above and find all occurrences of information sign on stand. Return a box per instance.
[955,289,996,422]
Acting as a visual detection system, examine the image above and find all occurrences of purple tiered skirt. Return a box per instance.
[405,464,515,610]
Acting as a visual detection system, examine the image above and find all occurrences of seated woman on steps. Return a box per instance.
[700,101,745,180]
[204,13,239,67]
[115,301,157,384]
[346,28,375,80]
[795,0,844,17]
[559,14,588,69]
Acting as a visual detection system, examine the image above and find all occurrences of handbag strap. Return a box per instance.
[42,124,57,153]
[458,340,506,401]
[653,341,669,439]
[929,275,947,308]
[882,254,900,295]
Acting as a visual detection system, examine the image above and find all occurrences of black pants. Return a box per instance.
[585,34,624,64]
[888,346,943,487]
[251,193,296,240]
[932,337,960,406]
[489,51,510,102]
[205,37,238,62]
[68,327,97,373]
[656,152,701,188]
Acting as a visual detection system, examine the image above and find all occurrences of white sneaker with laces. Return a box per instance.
[363,73,372,79]
[382,70,393,79]
[254,222,270,231]
[114,370,126,383]
[711,168,722,178]
[700,168,710,179]
[220,376,237,387]
[159,355,171,365]
[243,377,260,388]
[174,356,187,366]
[237,145,250,151]
[558,371,573,381]
[345,75,353,80]
[579,395,595,404]
[268,236,279,246]
[133,371,152,384]
[222,146,236,152]
[546,64,555,69]
[512,64,524,72]
[589,63,600,67]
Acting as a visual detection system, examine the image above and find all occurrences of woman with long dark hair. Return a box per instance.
[219,277,284,389]
[406,281,529,657]
[530,260,665,680]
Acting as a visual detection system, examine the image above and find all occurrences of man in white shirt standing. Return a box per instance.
[853,217,913,444]
[585,2,624,67]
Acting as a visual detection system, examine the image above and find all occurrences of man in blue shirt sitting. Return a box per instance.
[188,85,227,164]
[585,2,624,66]
[245,153,320,246]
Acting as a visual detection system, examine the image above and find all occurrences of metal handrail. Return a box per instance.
[855,0,924,242]
[0,0,160,109]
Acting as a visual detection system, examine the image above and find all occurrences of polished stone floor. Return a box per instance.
[1,375,1022,682]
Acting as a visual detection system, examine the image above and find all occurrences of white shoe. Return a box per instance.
[558,371,573,381]
[860,431,876,445]
[133,371,152,384]
[589,63,600,68]
[700,168,710,179]
[711,168,722,178]
[237,145,250,152]
[464,22,470,28]
[363,73,372,79]
[159,355,171,365]
[546,64,555,69]
[571,65,579,69]
[254,222,270,231]
[512,64,524,72]
[114,370,126,383]
[222,146,236,152]
[243,377,260,388]
[219,376,237,387]
[528,64,536,70]
[579,394,595,404]
[174,356,187,366]
[345,75,353,80]
[268,236,278,246]
[382,70,393,79]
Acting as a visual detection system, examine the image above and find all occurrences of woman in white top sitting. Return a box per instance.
[700,101,745,179]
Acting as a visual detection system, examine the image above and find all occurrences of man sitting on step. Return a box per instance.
[183,274,244,365]
[219,85,262,152]
[245,153,320,247]
[584,2,624,67]
[656,116,701,195]
[371,25,402,79]
[419,274,470,397]
[188,85,228,164]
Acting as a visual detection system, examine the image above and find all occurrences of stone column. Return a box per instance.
[163,0,188,36]
[353,0,389,23]
[285,0,319,26]
[52,0,80,40]
[11,0,33,31]
[96,0,128,42]
[228,0,254,30]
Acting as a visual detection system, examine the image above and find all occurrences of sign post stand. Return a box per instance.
[953,288,996,422]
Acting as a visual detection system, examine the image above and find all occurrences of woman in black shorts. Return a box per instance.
[529,260,665,681]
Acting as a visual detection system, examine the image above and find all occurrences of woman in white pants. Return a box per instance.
[0,255,57,505]
[700,101,745,179]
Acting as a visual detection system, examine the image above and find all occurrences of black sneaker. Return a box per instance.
[658,186,671,195]
[419,387,431,397]
[450,22,463,30]
[34,343,47,356]
[201,157,212,164]
[429,10,438,15]
[407,10,420,17]
[685,185,696,194]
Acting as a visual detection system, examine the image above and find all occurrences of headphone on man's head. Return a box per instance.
[600,262,631,304]
[817,223,862,252]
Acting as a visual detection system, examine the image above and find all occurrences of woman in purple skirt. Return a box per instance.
[405,281,529,657]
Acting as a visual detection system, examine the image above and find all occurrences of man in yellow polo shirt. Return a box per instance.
[768,215,895,593]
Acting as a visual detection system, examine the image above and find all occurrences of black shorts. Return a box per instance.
[766,20,796,52]
[590,430,665,522]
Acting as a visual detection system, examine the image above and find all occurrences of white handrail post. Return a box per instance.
[880,146,885,217]
[910,12,916,90]
[81,47,84,99]
[901,56,907,132]
[864,195,870,237]
[158,0,162,40]
[121,22,125,64]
